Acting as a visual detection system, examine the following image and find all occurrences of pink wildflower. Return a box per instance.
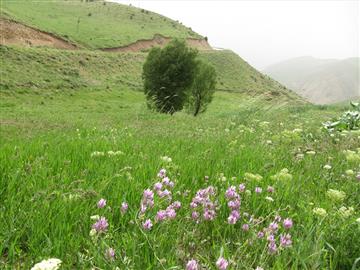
[186,259,198,270]
[242,223,250,231]
[105,247,115,260]
[143,219,153,230]
[92,216,109,232]
[97,198,106,208]
[120,202,128,214]
[239,183,246,192]
[216,257,229,270]
[255,187,262,193]
[283,218,293,229]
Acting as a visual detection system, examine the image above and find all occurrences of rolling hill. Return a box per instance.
[0,0,304,106]
[263,56,360,104]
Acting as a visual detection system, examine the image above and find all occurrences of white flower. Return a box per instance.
[160,156,172,163]
[90,215,100,220]
[345,169,354,176]
[326,189,346,202]
[31,258,62,270]
[338,206,354,218]
[91,151,105,157]
[356,217,360,224]
[323,164,332,170]
[313,207,327,217]
[265,196,274,202]
[306,150,316,155]
[89,228,97,237]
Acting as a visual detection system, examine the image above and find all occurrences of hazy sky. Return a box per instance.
[110,0,359,69]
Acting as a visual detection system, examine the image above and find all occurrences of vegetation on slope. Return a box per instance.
[1,0,202,48]
[0,46,304,105]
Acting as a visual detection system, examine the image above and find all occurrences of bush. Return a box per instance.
[142,39,198,114]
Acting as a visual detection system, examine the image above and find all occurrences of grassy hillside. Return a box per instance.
[264,56,360,104]
[0,46,304,105]
[1,0,202,48]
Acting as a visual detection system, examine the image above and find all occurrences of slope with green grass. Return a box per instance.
[0,46,304,106]
[1,0,202,49]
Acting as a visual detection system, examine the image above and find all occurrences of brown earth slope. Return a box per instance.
[0,18,77,49]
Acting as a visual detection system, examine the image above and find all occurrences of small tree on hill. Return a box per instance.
[186,60,217,116]
[142,39,198,114]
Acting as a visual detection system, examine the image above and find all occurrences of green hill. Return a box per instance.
[0,0,304,106]
[1,0,202,48]
[0,46,303,105]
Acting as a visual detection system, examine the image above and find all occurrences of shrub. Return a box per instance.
[142,39,198,114]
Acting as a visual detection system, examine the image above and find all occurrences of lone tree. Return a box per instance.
[142,39,198,114]
[186,60,217,116]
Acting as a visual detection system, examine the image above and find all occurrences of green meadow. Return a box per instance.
[1,1,359,269]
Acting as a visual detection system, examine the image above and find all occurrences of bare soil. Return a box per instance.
[0,18,77,49]
[102,34,212,52]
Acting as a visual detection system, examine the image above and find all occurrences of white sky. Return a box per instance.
[110,0,359,69]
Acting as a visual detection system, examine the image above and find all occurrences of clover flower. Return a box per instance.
[239,183,246,192]
[97,198,106,208]
[225,186,237,199]
[242,223,250,231]
[216,257,229,270]
[186,259,198,270]
[283,218,293,229]
[120,202,128,214]
[268,241,277,254]
[280,233,292,247]
[143,219,153,230]
[156,210,167,222]
[92,217,109,232]
[31,258,62,270]
[154,182,163,191]
[267,186,275,193]
[105,247,115,260]
[269,222,278,232]
[255,187,262,193]
[157,168,166,178]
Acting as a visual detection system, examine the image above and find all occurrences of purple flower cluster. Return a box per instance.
[225,185,241,224]
[141,169,181,230]
[155,201,181,222]
[190,186,217,222]
[261,216,293,254]
[92,216,109,233]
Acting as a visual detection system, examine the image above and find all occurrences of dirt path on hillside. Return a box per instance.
[0,18,212,52]
[0,18,77,49]
[101,34,212,52]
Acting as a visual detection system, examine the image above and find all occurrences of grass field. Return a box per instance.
[1,2,359,269]
[1,82,360,269]
[1,0,201,48]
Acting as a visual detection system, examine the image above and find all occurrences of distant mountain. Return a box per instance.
[263,56,360,104]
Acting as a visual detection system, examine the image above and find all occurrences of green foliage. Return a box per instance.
[1,0,201,48]
[323,102,360,132]
[186,60,217,116]
[142,39,198,114]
